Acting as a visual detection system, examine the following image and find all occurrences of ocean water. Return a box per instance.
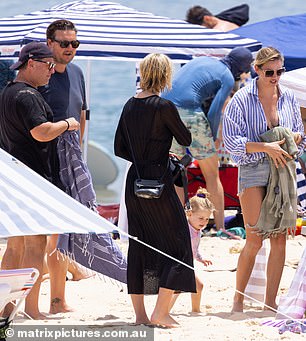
[2,0,306,202]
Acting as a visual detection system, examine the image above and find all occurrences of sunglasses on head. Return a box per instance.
[33,59,56,70]
[261,67,286,77]
[53,38,80,48]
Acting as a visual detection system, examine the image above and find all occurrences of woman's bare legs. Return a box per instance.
[198,155,224,230]
[168,293,179,313]
[151,288,178,328]
[130,294,151,325]
[232,186,265,312]
[265,233,286,310]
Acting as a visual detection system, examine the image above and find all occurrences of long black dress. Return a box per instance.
[114,95,196,295]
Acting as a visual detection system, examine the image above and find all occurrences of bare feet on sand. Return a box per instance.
[151,313,179,328]
[263,302,278,312]
[70,270,95,281]
[49,298,74,314]
[24,311,47,320]
[231,301,243,313]
[135,318,151,325]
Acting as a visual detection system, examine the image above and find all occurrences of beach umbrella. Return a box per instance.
[233,13,306,71]
[280,67,306,108]
[0,0,262,63]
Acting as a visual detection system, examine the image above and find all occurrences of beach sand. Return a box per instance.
[3,234,306,340]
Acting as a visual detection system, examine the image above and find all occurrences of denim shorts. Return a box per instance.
[238,157,270,194]
[170,108,217,159]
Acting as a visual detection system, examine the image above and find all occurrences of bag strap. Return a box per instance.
[177,163,191,211]
[123,119,142,179]
[124,98,170,181]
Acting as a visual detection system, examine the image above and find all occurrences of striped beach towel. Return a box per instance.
[296,160,306,213]
[56,131,127,283]
[276,246,306,319]
[245,240,268,304]
[57,131,97,209]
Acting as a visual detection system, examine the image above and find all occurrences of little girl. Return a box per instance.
[171,187,214,313]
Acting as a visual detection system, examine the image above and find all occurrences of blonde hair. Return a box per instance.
[190,187,215,213]
[254,46,284,68]
[139,53,173,94]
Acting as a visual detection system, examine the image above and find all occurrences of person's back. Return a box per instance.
[163,56,234,112]
[213,20,239,31]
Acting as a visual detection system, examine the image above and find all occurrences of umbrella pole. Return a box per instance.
[83,59,91,162]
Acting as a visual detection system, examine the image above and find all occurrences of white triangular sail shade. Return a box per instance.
[0,147,116,238]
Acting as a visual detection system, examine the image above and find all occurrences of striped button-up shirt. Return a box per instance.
[222,78,306,165]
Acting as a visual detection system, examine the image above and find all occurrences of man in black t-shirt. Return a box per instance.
[0,42,79,320]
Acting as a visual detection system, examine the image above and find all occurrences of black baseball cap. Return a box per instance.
[10,41,53,70]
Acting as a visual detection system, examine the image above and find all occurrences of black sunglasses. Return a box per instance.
[261,67,286,77]
[53,38,80,49]
[33,59,56,70]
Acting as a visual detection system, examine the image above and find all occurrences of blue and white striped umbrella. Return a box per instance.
[0,147,117,238]
[0,0,261,62]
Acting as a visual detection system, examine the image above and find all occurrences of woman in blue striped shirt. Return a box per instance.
[223,46,305,312]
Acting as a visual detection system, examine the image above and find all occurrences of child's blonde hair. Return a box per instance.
[189,187,215,213]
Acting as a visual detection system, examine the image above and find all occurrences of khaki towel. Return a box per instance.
[256,127,298,238]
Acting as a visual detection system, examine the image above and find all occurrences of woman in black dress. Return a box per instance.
[114,53,196,327]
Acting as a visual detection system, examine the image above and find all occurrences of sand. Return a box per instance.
[4,234,306,340]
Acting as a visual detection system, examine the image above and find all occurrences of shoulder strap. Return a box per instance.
[123,119,141,179]
[123,97,164,180]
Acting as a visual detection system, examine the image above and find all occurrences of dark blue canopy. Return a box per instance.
[233,13,306,71]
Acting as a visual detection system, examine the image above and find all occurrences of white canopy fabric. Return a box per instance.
[0,0,261,62]
[0,147,116,238]
[280,67,306,108]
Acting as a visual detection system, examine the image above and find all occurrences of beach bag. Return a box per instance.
[134,179,165,199]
